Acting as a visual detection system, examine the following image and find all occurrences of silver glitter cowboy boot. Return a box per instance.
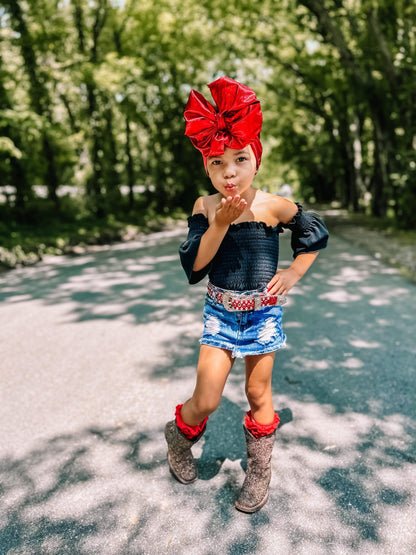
[164,420,206,484]
[235,426,276,513]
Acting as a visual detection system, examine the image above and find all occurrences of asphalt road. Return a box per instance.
[1,226,415,554]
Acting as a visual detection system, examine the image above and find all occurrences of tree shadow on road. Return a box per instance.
[0,229,204,326]
[137,232,416,551]
[0,424,148,553]
[1,228,415,552]
[0,414,414,554]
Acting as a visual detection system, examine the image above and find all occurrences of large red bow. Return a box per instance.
[184,77,262,165]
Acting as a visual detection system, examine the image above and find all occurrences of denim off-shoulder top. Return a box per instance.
[179,203,329,291]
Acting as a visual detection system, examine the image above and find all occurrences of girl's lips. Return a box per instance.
[225,184,236,190]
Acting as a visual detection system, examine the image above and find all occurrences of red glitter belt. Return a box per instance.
[207,282,287,312]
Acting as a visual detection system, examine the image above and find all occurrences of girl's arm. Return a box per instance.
[267,252,319,296]
[266,197,328,296]
[192,195,247,271]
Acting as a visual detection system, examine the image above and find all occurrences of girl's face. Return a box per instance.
[206,145,257,198]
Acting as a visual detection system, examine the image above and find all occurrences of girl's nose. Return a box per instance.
[223,164,236,178]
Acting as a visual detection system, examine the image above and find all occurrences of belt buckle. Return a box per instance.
[222,292,262,312]
[222,292,237,311]
[253,295,262,311]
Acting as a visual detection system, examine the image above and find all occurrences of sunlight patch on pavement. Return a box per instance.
[369,298,391,306]
[92,304,125,316]
[340,357,364,369]
[4,294,32,303]
[306,337,335,348]
[328,266,369,284]
[289,356,330,371]
[283,321,304,328]
[349,339,381,349]
[319,290,362,303]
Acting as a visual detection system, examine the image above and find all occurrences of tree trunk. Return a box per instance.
[0,50,31,219]
[91,0,108,64]
[86,80,104,218]
[103,105,121,203]
[43,135,59,207]
[72,0,85,54]
[6,0,60,208]
[350,114,365,211]
[125,115,134,210]
[72,0,109,217]
[299,0,394,218]
[370,112,389,218]
[335,111,357,210]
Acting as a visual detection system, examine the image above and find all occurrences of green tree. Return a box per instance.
[1,0,415,230]
[4,0,64,210]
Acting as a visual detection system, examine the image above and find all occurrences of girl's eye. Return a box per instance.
[211,160,221,165]
[237,156,248,162]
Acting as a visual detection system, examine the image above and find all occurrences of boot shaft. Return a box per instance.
[164,419,206,485]
[244,426,276,470]
[235,426,276,513]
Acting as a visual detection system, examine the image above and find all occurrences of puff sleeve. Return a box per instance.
[282,203,329,258]
[179,213,212,284]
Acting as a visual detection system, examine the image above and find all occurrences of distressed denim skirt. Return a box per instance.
[200,288,286,359]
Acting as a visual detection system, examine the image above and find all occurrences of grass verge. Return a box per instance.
[0,205,185,270]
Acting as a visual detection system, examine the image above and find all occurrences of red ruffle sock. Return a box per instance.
[245,410,280,438]
[175,404,208,440]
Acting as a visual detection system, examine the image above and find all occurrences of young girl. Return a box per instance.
[165,76,328,513]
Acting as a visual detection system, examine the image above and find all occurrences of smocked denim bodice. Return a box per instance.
[179,204,328,291]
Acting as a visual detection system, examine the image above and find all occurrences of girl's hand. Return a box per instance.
[267,268,301,296]
[214,195,247,227]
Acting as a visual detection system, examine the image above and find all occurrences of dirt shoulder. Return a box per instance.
[321,208,416,283]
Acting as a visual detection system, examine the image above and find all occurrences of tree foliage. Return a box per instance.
[0,0,415,227]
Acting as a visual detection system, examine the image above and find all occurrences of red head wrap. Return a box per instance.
[184,76,263,169]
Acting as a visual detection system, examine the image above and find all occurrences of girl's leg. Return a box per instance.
[165,344,234,484]
[181,344,235,426]
[244,352,276,423]
[235,352,279,513]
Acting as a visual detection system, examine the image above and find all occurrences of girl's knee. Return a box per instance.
[245,382,271,409]
[192,394,221,418]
